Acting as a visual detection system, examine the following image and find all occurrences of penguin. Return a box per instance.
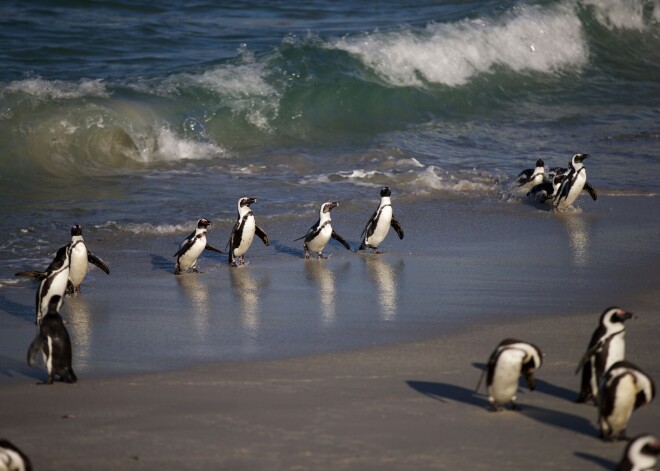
[27,295,77,384]
[479,338,543,411]
[173,218,224,274]
[0,439,32,471]
[34,245,71,325]
[227,197,269,267]
[516,158,545,189]
[552,153,598,209]
[575,307,633,404]
[294,202,350,259]
[617,434,660,471]
[598,361,655,441]
[527,174,564,204]
[358,187,404,253]
[15,224,109,295]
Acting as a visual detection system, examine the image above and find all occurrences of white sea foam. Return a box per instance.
[332,3,587,87]
[155,127,228,162]
[97,221,193,235]
[583,0,659,30]
[2,77,109,100]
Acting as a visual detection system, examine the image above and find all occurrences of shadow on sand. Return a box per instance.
[574,451,616,470]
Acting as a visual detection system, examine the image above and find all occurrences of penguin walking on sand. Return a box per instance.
[27,295,77,384]
[516,158,545,189]
[358,187,404,253]
[33,245,71,325]
[295,202,350,259]
[0,439,33,471]
[598,361,655,441]
[575,307,633,404]
[15,224,109,295]
[617,434,660,471]
[477,338,543,411]
[552,153,598,209]
[227,197,269,267]
[174,218,224,274]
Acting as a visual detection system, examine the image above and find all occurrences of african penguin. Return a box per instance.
[358,187,404,253]
[617,434,660,471]
[295,202,350,259]
[0,439,32,471]
[527,174,564,204]
[227,197,269,267]
[27,295,77,384]
[516,158,545,189]
[174,218,224,274]
[34,245,71,325]
[552,153,598,209]
[66,224,109,294]
[479,338,543,411]
[575,307,633,404]
[598,361,655,441]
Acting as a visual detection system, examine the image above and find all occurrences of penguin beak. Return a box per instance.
[247,197,257,206]
[618,311,633,321]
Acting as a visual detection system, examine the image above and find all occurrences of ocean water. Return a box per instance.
[1,0,659,379]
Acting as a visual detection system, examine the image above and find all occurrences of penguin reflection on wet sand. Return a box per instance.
[575,307,633,404]
[617,434,660,471]
[227,197,269,267]
[358,187,404,254]
[477,338,543,411]
[27,295,77,384]
[598,361,655,442]
[295,201,351,259]
[0,439,33,471]
[174,218,224,274]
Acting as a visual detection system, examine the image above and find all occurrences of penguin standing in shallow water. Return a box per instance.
[174,218,224,274]
[516,158,545,189]
[227,197,269,267]
[598,360,655,441]
[477,338,543,411]
[358,187,404,253]
[27,295,77,384]
[0,439,32,471]
[295,202,350,259]
[617,434,660,471]
[552,153,598,209]
[575,307,633,404]
[66,224,109,294]
[34,245,71,325]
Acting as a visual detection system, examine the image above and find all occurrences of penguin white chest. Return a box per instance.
[604,375,636,435]
[489,351,524,405]
[234,215,256,257]
[607,334,625,370]
[561,170,587,208]
[69,242,89,287]
[366,205,392,247]
[178,236,206,271]
[38,270,68,317]
[308,223,332,252]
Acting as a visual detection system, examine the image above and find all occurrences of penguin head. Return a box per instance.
[601,306,633,326]
[380,187,391,197]
[70,224,83,237]
[624,434,660,465]
[238,197,257,208]
[535,158,544,168]
[321,201,339,214]
[197,218,212,228]
[572,153,590,166]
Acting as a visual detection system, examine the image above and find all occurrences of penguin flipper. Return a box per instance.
[255,225,270,246]
[15,270,48,280]
[173,238,195,257]
[27,336,44,367]
[391,217,404,240]
[294,220,319,242]
[204,243,224,254]
[331,231,351,251]
[87,252,110,274]
[360,210,379,240]
[584,182,597,201]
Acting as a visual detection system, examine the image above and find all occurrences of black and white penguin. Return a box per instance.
[598,361,655,441]
[480,338,543,411]
[552,153,598,209]
[0,439,33,471]
[358,187,404,253]
[34,245,71,325]
[66,224,109,294]
[516,158,545,189]
[227,197,269,267]
[27,295,77,384]
[617,434,660,471]
[295,202,350,259]
[173,218,224,274]
[575,307,633,404]
[527,174,565,204]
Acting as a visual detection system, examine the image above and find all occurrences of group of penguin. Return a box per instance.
[516,153,598,209]
[479,306,658,469]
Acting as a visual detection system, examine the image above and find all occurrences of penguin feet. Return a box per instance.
[317,253,329,259]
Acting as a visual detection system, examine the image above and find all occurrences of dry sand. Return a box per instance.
[1,300,658,470]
